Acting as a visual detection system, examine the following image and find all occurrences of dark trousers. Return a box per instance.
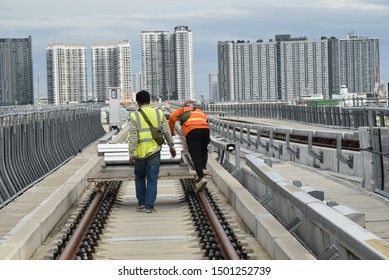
[186,128,210,179]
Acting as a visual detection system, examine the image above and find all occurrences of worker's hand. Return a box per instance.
[170,147,176,159]
[129,155,136,164]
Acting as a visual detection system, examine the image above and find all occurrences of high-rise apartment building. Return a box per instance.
[0,36,34,105]
[339,33,380,96]
[141,31,171,100]
[218,40,278,101]
[218,33,379,101]
[327,37,340,98]
[171,26,194,101]
[217,41,234,101]
[46,43,88,105]
[209,74,219,101]
[141,26,193,101]
[132,71,143,98]
[279,36,329,100]
[91,41,132,102]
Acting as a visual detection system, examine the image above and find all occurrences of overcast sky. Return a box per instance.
[1,0,388,99]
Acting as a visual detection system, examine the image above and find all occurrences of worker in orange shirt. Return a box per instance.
[169,100,210,192]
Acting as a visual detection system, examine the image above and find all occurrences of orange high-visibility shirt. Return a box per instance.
[169,107,209,137]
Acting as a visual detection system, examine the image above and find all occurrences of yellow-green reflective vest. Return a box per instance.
[130,107,164,159]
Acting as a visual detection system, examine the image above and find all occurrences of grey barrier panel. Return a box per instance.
[15,118,28,187]
[21,116,34,184]
[326,106,332,126]
[37,117,51,172]
[44,118,56,169]
[74,109,84,151]
[318,107,324,125]
[334,107,341,126]
[55,111,67,160]
[68,110,79,153]
[0,116,18,199]
[64,111,77,155]
[65,110,76,154]
[244,154,389,260]
[328,106,334,126]
[6,121,23,191]
[78,108,88,148]
[53,112,66,162]
[323,107,330,126]
[0,105,105,209]
[21,116,33,183]
[9,118,23,189]
[310,106,317,124]
[252,104,257,117]
[26,115,39,180]
[13,116,28,188]
[343,107,350,127]
[48,114,60,167]
[0,120,11,204]
[30,114,46,177]
[25,116,39,181]
[326,107,333,126]
[333,106,339,126]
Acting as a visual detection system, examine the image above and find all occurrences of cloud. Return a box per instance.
[1,0,388,99]
[318,0,389,10]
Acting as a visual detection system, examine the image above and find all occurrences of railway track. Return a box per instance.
[31,175,270,260]
[28,111,361,261]
[28,109,273,260]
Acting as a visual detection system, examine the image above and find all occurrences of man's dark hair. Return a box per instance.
[136,90,151,104]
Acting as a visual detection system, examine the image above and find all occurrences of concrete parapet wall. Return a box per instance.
[242,154,389,260]
[208,155,315,260]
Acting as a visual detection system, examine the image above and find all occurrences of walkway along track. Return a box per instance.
[46,177,269,260]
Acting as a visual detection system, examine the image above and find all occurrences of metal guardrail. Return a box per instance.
[210,135,235,165]
[209,117,360,174]
[0,105,106,209]
[200,103,389,128]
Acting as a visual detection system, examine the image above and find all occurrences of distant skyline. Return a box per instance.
[1,0,388,100]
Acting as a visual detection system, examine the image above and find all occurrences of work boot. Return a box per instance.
[195,178,207,192]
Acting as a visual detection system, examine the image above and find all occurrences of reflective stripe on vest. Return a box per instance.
[183,109,208,126]
[133,109,163,143]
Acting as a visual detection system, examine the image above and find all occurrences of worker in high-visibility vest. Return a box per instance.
[169,100,210,192]
[128,90,176,213]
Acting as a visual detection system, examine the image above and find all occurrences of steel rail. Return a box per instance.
[197,191,240,260]
[58,184,106,260]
